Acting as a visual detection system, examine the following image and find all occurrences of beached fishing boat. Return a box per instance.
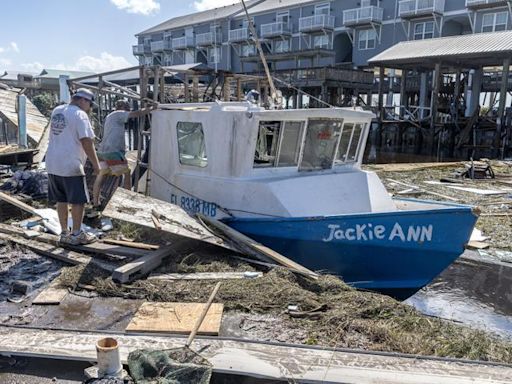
[148,101,477,299]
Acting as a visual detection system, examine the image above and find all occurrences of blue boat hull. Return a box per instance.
[223,200,478,300]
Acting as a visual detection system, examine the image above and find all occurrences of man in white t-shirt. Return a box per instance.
[46,88,101,245]
[92,100,152,207]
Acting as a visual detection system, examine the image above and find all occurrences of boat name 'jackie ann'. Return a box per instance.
[323,223,433,243]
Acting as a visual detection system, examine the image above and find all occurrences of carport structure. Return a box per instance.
[369,31,512,159]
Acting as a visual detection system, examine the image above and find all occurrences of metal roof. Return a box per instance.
[38,69,95,79]
[137,1,260,36]
[0,87,48,146]
[369,31,512,68]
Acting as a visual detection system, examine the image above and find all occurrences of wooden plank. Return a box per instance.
[102,188,232,250]
[32,286,68,305]
[148,271,263,281]
[0,190,38,215]
[112,246,177,283]
[0,233,115,272]
[102,239,159,250]
[125,302,224,335]
[0,327,511,384]
[466,241,490,250]
[0,224,146,259]
[197,214,318,279]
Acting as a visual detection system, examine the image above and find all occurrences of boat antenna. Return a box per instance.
[239,0,278,107]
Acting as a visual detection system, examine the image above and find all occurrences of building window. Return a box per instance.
[315,3,330,15]
[208,47,221,63]
[358,29,376,50]
[414,21,434,40]
[275,39,290,53]
[313,34,330,49]
[241,44,255,57]
[277,11,289,24]
[177,122,208,168]
[482,12,508,33]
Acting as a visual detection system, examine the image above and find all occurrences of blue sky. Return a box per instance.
[0,0,234,74]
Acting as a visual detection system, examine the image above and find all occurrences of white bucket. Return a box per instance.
[96,337,122,377]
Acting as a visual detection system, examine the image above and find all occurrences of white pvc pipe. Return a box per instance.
[96,337,122,377]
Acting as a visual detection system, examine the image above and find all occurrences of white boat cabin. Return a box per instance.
[150,102,396,219]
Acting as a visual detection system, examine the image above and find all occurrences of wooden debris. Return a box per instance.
[467,241,490,250]
[112,245,178,283]
[102,239,159,250]
[0,223,146,259]
[387,179,459,202]
[103,188,232,249]
[197,214,318,279]
[151,210,162,230]
[186,282,221,346]
[0,232,115,271]
[148,271,263,281]
[1,326,511,384]
[32,285,68,305]
[366,162,461,173]
[125,302,224,336]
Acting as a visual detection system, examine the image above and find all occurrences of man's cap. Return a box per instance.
[73,88,95,102]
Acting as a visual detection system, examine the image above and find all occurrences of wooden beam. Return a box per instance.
[112,245,177,283]
[0,233,115,271]
[192,75,199,102]
[148,272,263,281]
[102,239,159,251]
[496,57,510,158]
[197,214,318,279]
[378,66,385,121]
[1,326,511,384]
[0,223,147,259]
[183,74,190,102]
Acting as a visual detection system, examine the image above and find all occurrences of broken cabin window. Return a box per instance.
[276,121,305,167]
[254,121,281,167]
[335,122,353,163]
[299,118,343,171]
[347,123,364,162]
[176,122,208,167]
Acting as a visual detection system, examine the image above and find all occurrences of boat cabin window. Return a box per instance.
[254,121,305,168]
[176,122,208,167]
[335,123,365,164]
[299,118,342,171]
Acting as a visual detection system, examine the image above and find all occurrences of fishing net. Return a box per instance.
[127,347,212,384]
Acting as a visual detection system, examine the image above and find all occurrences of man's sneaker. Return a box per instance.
[61,231,97,245]
[59,231,71,244]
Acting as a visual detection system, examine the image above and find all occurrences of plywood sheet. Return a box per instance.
[126,302,223,335]
[32,287,68,305]
[103,188,231,250]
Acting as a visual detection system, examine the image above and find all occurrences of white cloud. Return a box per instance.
[0,58,12,67]
[21,61,44,73]
[10,42,19,53]
[110,0,160,15]
[19,52,131,74]
[193,0,237,11]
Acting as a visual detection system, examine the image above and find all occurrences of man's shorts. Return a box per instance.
[97,151,130,177]
[48,174,90,204]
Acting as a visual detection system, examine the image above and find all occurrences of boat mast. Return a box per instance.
[240,0,278,107]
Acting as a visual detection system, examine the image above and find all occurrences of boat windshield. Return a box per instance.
[253,118,365,170]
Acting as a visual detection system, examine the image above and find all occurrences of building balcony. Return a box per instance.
[299,14,335,32]
[399,0,445,18]
[260,21,291,39]
[343,6,384,27]
[172,36,195,50]
[163,40,173,51]
[151,41,164,52]
[466,0,509,9]
[196,32,222,47]
[133,44,150,55]
[228,28,250,43]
